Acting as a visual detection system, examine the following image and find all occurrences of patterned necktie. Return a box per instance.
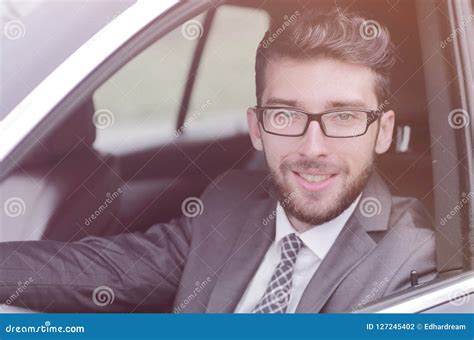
[252,233,305,313]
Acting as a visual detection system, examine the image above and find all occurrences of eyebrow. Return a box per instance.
[264,97,301,107]
[263,97,369,110]
[327,100,368,109]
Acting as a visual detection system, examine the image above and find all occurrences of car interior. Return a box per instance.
[4,1,474,312]
[111,0,436,235]
[1,0,436,243]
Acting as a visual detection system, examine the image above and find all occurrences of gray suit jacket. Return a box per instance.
[0,170,436,313]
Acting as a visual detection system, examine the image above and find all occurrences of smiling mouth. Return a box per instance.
[292,170,337,192]
[297,173,332,183]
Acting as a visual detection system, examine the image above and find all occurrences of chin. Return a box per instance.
[289,196,346,226]
[268,158,374,226]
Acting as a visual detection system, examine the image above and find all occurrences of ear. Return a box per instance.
[247,107,264,151]
[375,110,395,154]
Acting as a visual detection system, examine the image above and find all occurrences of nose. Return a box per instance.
[297,121,330,158]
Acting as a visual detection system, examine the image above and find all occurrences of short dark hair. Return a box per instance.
[255,7,396,105]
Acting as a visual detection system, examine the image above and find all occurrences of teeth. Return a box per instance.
[299,173,331,183]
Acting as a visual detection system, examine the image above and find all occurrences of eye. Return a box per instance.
[334,112,354,120]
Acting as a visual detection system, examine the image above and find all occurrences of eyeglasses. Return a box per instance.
[255,106,383,138]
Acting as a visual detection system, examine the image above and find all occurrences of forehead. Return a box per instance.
[261,57,379,110]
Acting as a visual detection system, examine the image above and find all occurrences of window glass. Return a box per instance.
[93,14,204,153]
[182,6,269,140]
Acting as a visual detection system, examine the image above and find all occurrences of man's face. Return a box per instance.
[247,57,395,230]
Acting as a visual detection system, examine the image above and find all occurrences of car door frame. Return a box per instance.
[0,0,221,179]
[414,0,474,276]
[354,271,474,313]
[357,0,474,313]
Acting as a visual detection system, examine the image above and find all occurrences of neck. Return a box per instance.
[288,215,313,233]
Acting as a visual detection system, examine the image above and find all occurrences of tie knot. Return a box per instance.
[280,233,305,265]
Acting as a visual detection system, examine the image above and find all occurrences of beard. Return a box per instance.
[268,154,375,227]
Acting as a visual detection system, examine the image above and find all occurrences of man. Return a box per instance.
[0,7,436,313]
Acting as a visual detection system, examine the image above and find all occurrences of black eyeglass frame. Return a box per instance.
[254,106,384,138]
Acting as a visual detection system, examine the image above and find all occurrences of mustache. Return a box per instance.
[280,158,341,173]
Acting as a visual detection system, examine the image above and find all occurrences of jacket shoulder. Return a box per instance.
[389,195,434,234]
[202,170,269,199]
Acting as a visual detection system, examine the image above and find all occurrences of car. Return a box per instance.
[0,0,473,313]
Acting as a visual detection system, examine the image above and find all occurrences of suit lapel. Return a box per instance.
[295,216,376,312]
[206,196,277,313]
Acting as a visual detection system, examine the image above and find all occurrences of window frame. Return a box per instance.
[175,3,272,137]
[357,0,474,313]
[354,270,474,313]
[175,8,216,132]
[413,0,474,277]
[0,0,220,180]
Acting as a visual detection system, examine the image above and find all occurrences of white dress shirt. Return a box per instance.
[235,194,361,313]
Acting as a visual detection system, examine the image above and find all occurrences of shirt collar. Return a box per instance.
[275,194,361,260]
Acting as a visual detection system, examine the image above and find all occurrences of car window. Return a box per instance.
[92,14,205,154]
[181,5,270,140]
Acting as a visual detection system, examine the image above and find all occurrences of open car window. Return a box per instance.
[183,5,269,140]
[92,14,205,154]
